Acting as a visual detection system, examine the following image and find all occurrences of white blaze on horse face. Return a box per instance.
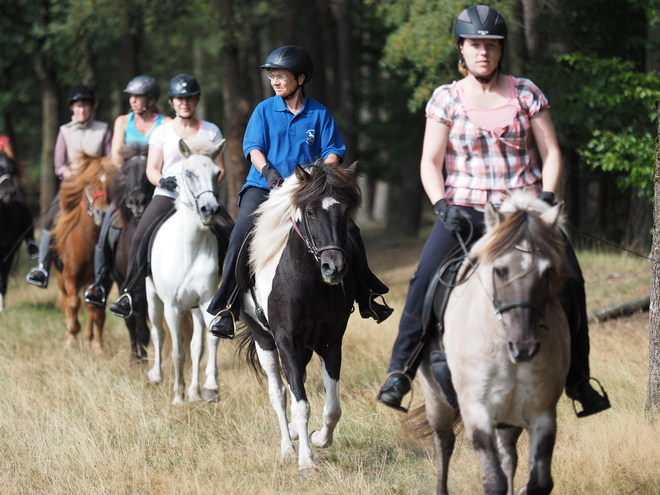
[322,196,339,210]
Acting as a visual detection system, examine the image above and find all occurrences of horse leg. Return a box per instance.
[310,349,342,449]
[275,336,315,475]
[87,305,105,354]
[289,347,312,441]
[463,408,508,495]
[61,277,82,349]
[186,308,205,403]
[135,301,150,363]
[202,308,220,402]
[496,425,522,495]
[254,340,296,462]
[517,412,557,495]
[164,305,186,405]
[146,280,165,385]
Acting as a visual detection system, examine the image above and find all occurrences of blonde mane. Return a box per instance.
[249,174,302,275]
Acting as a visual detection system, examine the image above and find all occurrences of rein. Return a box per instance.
[290,213,346,264]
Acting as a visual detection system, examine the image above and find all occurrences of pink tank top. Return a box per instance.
[458,78,519,130]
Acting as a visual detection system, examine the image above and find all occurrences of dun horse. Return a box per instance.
[107,143,153,364]
[146,139,232,404]
[52,154,114,351]
[239,162,361,475]
[418,192,570,495]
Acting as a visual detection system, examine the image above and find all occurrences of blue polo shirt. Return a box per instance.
[240,94,346,201]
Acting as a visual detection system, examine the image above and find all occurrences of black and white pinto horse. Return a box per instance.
[107,143,153,364]
[418,192,570,495]
[239,161,362,475]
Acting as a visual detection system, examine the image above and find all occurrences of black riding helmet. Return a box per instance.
[67,83,96,105]
[261,45,314,85]
[124,75,160,100]
[167,74,201,98]
[454,5,507,82]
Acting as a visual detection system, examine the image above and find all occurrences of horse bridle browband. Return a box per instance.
[290,211,346,265]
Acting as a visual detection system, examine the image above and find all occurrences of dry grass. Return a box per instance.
[0,235,657,494]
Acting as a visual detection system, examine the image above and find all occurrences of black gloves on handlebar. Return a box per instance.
[434,199,471,234]
[159,176,178,192]
[262,163,283,190]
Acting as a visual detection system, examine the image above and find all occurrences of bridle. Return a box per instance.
[290,208,346,265]
[491,265,547,321]
[83,184,107,217]
[179,166,218,217]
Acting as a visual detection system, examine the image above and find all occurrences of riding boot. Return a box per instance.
[26,239,39,259]
[561,245,611,418]
[84,246,109,308]
[376,372,412,413]
[26,230,52,288]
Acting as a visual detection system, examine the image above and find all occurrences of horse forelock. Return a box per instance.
[291,161,362,214]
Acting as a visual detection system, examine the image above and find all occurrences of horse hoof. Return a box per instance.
[298,463,318,478]
[203,388,219,402]
[309,429,332,449]
[147,369,162,385]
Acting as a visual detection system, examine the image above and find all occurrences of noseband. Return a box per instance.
[290,210,346,265]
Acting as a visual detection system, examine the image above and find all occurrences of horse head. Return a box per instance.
[0,152,17,205]
[178,139,225,226]
[480,193,565,363]
[291,161,361,285]
[60,154,114,227]
[119,143,152,219]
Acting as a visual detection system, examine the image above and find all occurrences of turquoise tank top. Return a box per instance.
[125,112,163,146]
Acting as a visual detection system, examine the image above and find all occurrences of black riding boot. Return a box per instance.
[209,287,240,340]
[84,246,110,308]
[26,230,53,288]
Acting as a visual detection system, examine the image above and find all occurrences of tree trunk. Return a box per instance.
[645,97,660,419]
[218,0,251,219]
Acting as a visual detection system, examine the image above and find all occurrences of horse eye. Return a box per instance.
[185,171,194,179]
[306,208,315,218]
[494,267,508,280]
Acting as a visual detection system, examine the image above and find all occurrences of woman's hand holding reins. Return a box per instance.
[434,199,470,234]
[262,163,283,189]
[159,176,178,192]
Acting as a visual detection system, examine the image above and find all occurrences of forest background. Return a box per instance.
[0,0,658,250]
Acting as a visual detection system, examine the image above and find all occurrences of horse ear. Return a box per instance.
[295,164,310,182]
[210,139,226,160]
[541,201,564,228]
[179,139,191,158]
[345,161,358,175]
[485,202,503,230]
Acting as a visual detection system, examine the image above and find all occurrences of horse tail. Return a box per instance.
[403,404,463,441]
[234,327,266,383]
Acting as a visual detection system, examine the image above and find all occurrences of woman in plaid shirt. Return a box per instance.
[377,5,610,418]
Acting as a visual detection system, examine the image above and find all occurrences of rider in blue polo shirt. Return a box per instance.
[207,45,392,339]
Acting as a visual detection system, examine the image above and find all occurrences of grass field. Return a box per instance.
[0,229,658,494]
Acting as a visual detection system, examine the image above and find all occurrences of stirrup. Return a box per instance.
[84,283,107,307]
[26,266,49,288]
[363,293,393,323]
[110,292,133,318]
[570,377,610,418]
[209,308,237,339]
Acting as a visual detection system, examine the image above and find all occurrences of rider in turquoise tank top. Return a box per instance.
[125,112,163,146]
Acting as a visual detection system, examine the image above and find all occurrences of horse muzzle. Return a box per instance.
[320,250,348,285]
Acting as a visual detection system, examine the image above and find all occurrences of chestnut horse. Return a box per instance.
[52,154,115,351]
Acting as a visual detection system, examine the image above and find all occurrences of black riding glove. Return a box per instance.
[159,176,178,192]
[540,191,556,206]
[434,199,470,234]
[262,163,283,190]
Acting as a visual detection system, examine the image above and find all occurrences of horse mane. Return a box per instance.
[250,160,362,275]
[53,154,114,252]
[465,192,567,291]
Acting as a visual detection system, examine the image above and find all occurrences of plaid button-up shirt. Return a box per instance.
[426,76,547,208]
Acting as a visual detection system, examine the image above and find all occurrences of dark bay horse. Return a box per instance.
[107,143,153,364]
[239,162,361,475]
[0,151,36,311]
[418,192,570,495]
[52,154,115,351]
